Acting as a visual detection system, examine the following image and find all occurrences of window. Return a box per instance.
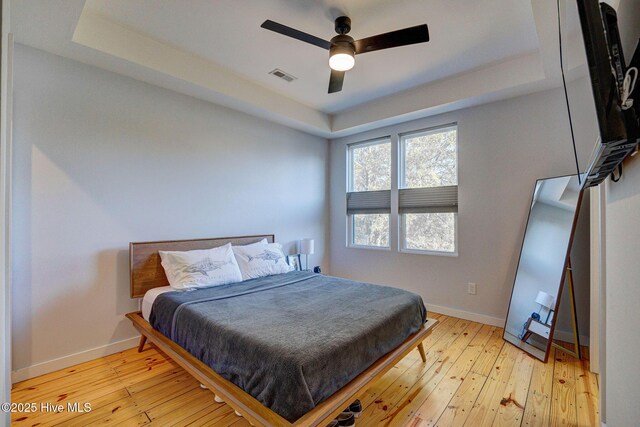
[344,125,458,254]
[352,214,390,247]
[347,138,391,248]
[402,212,456,252]
[399,125,458,254]
[349,138,391,192]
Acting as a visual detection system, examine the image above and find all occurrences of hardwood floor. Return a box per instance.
[11,312,599,426]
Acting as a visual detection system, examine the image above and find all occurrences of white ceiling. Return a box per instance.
[84,0,539,113]
[10,0,565,137]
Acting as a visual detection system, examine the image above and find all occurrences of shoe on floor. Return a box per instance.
[345,400,362,418]
[336,411,355,427]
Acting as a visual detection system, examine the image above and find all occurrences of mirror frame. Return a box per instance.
[503,174,584,362]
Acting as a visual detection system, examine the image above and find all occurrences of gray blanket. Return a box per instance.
[150,271,426,422]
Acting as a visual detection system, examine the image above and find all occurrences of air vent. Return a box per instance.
[269,68,297,82]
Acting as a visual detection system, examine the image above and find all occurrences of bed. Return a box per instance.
[126,234,437,426]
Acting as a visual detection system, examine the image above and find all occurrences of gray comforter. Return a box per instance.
[150,271,426,422]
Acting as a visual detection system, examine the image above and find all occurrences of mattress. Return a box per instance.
[149,270,426,422]
[142,286,173,321]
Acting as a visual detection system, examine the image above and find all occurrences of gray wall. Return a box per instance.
[329,86,593,329]
[11,44,329,374]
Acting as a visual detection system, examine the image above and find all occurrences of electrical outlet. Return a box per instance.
[468,282,477,295]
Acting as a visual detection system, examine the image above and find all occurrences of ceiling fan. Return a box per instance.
[260,16,430,94]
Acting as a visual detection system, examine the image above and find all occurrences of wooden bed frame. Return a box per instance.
[126,234,437,427]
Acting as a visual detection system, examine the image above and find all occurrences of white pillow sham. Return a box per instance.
[232,242,292,280]
[159,243,243,290]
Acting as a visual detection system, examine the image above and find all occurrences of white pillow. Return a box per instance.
[232,242,293,280]
[159,243,243,290]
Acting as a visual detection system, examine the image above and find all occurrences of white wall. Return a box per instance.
[603,0,640,424]
[329,86,593,327]
[11,44,328,379]
[600,0,640,427]
[605,163,640,427]
[1,0,11,424]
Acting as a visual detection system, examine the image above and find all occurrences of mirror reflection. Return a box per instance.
[504,175,582,361]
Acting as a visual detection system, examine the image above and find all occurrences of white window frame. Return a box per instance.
[346,137,391,249]
[398,124,459,256]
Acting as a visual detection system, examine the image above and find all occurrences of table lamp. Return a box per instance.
[535,291,555,324]
[299,238,314,271]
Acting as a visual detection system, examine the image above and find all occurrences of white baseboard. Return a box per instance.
[426,303,505,327]
[11,335,140,383]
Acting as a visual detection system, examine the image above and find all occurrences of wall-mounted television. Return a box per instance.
[567,0,640,187]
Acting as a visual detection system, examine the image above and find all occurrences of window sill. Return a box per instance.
[399,248,458,257]
[347,244,391,251]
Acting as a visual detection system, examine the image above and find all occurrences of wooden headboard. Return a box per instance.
[129,234,275,298]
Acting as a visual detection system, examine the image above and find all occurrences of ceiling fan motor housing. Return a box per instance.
[330,34,355,57]
[335,16,351,34]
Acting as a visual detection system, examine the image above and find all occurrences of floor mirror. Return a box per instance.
[503,174,583,362]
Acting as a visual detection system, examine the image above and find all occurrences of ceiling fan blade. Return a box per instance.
[354,24,429,54]
[328,70,345,93]
[261,20,331,50]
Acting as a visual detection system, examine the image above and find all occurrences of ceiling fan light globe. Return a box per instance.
[329,53,355,71]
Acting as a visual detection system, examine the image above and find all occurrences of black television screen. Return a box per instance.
[565,0,640,187]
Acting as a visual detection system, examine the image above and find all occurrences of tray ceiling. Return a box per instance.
[11,0,565,137]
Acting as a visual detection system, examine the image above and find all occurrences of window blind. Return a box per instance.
[346,190,391,215]
[399,185,458,214]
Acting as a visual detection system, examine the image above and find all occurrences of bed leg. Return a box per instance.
[138,335,147,352]
[417,342,426,363]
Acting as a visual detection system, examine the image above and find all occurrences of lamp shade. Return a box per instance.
[535,291,555,309]
[299,238,315,255]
